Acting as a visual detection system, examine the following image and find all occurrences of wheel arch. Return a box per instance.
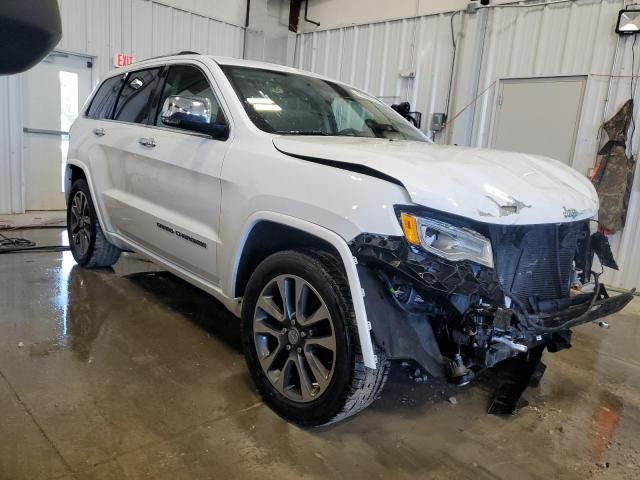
[233,220,341,298]
[229,212,377,369]
[64,163,87,204]
[64,160,122,249]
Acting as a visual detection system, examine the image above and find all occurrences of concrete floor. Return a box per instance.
[1,229,640,480]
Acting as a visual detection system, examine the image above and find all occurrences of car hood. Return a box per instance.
[273,136,598,225]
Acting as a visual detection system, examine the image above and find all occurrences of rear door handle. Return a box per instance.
[93,128,105,137]
[138,137,156,148]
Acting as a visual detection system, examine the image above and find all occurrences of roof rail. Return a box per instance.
[132,51,202,64]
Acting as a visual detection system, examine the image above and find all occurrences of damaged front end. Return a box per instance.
[351,206,634,414]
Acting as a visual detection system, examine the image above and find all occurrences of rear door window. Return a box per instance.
[86,75,123,119]
[113,68,163,124]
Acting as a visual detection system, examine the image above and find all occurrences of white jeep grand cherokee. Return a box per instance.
[65,53,632,426]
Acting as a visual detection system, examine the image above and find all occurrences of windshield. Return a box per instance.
[221,65,427,141]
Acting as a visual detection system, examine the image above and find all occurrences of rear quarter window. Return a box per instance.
[86,75,124,120]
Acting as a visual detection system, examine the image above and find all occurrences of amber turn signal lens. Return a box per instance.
[400,212,420,246]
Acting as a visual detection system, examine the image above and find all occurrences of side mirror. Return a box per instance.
[160,95,228,139]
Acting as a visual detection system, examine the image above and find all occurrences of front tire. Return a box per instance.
[67,179,121,268]
[241,250,389,426]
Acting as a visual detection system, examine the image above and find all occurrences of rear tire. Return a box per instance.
[67,179,121,268]
[241,250,389,426]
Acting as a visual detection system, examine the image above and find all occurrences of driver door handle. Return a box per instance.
[138,137,156,148]
[93,128,105,137]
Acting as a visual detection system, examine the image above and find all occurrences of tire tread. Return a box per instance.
[85,223,121,268]
[68,179,121,269]
[306,250,389,425]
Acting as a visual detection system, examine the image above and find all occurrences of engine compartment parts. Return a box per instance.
[487,346,547,415]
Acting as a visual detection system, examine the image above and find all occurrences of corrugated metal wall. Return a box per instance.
[0,76,23,215]
[295,0,640,290]
[0,0,245,215]
[57,0,245,82]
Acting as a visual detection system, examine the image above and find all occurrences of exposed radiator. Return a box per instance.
[488,221,589,307]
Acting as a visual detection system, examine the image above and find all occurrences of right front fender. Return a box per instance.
[227,211,378,369]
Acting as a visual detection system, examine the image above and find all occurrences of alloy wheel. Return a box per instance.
[70,191,92,257]
[253,274,337,403]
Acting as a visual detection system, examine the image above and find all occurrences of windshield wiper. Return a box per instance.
[275,130,330,136]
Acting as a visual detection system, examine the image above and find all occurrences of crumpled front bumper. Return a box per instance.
[515,287,635,333]
[350,230,635,373]
[351,224,635,415]
[350,231,635,333]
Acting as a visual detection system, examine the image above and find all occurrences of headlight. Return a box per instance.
[399,212,494,268]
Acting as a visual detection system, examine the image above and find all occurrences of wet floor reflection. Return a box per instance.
[126,271,242,353]
[31,264,111,361]
[29,245,243,362]
[2,229,640,479]
[64,266,111,361]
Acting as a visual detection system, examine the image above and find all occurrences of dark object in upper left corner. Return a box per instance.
[0,0,62,75]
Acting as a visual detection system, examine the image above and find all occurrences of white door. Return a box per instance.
[93,64,228,285]
[23,52,93,210]
[491,76,586,165]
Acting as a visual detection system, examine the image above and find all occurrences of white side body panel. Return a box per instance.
[68,56,411,369]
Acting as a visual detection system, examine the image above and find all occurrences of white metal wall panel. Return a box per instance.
[0,0,245,215]
[153,4,175,56]
[295,0,640,290]
[110,0,125,60]
[86,0,111,76]
[0,77,23,214]
[190,15,209,53]
[465,0,623,174]
[296,13,467,139]
[133,0,155,62]
[173,10,193,52]
[209,22,245,58]
[57,0,88,53]
[53,0,245,80]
